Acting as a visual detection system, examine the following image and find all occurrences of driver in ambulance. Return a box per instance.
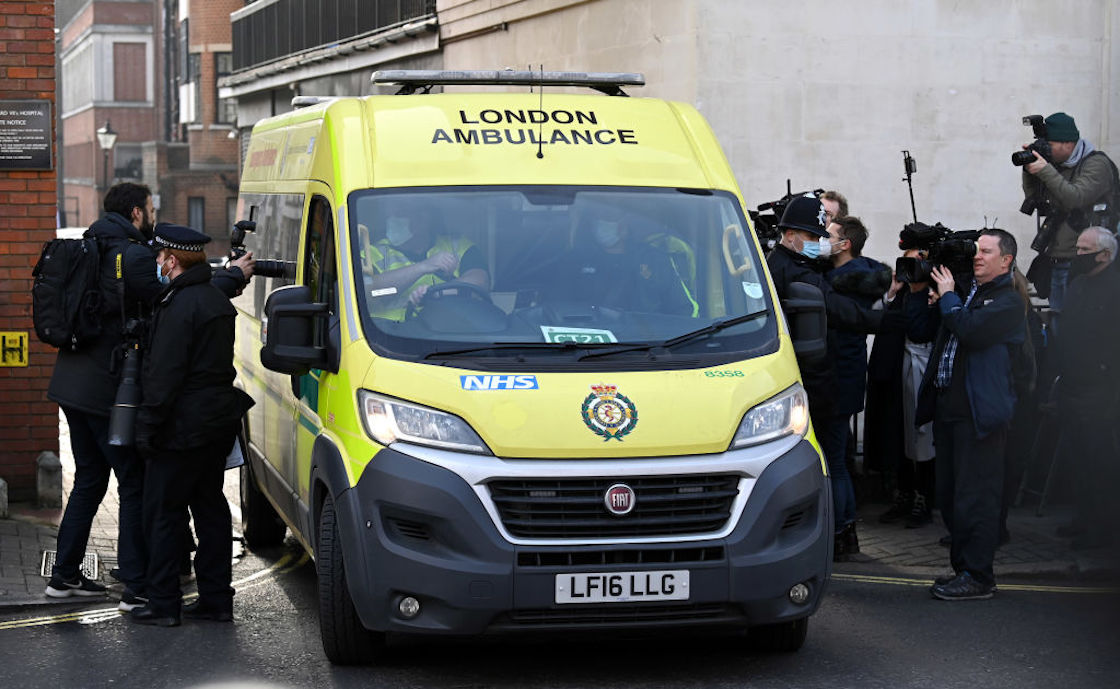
[364,207,490,320]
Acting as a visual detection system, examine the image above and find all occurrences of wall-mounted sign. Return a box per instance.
[0,332,30,367]
[0,100,53,171]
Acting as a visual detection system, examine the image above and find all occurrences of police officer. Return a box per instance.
[130,224,254,626]
[767,194,896,559]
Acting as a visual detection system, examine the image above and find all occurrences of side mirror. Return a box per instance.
[781,281,827,363]
[260,285,330,375]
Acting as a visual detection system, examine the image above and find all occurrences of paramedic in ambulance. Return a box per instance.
[561,207,698,316]
[364,206,490,319]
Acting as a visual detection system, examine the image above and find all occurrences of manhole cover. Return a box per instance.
[40,550,98,580]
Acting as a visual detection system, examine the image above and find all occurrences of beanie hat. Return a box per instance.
[1044,112,1079,142]
[778,193,829,238]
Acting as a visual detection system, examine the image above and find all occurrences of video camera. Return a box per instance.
[230,220,292,279]
[895,222,981,284]
[1011,115,1053,168]
[748,183,824,250]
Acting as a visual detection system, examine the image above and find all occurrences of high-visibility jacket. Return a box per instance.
[364,236,475,320]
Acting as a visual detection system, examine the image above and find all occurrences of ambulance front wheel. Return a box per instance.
[317,494,386,665]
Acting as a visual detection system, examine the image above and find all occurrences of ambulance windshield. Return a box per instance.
[350,186,777,367]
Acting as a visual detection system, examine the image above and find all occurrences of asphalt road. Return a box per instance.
[1,539,1117,689]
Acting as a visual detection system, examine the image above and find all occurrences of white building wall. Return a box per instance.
[440,0,1119,263]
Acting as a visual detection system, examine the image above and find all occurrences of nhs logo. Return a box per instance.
[460,375,539,391]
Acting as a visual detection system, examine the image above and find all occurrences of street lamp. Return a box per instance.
[95,120,118,193]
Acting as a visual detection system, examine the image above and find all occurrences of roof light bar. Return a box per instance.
[371,70,645,96]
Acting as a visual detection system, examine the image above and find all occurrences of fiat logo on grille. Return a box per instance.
[604,484,636,516]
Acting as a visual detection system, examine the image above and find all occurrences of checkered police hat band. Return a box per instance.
[154,235,206,252]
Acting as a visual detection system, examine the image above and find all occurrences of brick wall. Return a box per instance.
[0,1,58,501]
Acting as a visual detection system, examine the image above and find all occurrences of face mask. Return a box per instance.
[594,220,622,248]
[1070,250,1103,278]
[817,237,834,258]
[798,238,822,259]
[386,217,412,247]
[156,261,170,286]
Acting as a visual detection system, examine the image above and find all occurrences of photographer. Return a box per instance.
[767,195,898,560]
[1021,112,1115,320]
[129,224,254,626]
[909,229,1025,601]
[44,183,163,604]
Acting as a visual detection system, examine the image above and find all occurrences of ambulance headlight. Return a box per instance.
[731,384,809,448]
[359,390,490,455]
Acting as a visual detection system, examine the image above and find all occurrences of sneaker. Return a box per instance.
[45,574,108,598]
[108,568,123,583]
[930,572,994,601]
[878,491,912,524]
[933,573,956,586]
[905,493,932,529]
[117,589,149,612]
[129,605,181,627]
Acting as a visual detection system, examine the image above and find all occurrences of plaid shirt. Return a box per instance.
[935,280,980,389]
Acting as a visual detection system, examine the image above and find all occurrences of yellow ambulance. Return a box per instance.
[232,70,830,664]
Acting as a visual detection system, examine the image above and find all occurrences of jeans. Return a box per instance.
[815,414,856,534]
[54,407,147,591]
[933,416,1005,588]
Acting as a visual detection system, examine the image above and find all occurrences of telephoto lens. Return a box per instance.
[108,344,143,447]
[1011,150,1036,166]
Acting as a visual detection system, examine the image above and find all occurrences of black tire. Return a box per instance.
[750,617,808,653]
[239,456,287,550]
[317,495,385,665]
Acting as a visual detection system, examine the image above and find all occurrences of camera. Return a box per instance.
[895,222,980,284]
[1011,115,1053,167]
[230,220,293,279]
[108,319,147,447]
[748,186,824,250]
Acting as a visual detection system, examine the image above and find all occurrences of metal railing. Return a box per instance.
[231,0,436,73]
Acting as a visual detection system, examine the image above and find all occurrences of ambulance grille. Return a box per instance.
[488,475,739,538]
[498,603,736,628]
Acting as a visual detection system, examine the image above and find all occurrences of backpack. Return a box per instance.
[1069,151,1120,234]
[31,237,105,350]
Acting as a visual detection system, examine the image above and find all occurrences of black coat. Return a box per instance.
[47,214,164,415]
[137,262,253,452]
[1052,261,1120,413]
[826,256,892,415]
[767,244,887,416]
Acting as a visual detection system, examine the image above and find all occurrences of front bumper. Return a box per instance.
[332,437,831,634]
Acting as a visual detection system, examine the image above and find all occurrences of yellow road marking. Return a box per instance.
[832,572,1119,595]
[0,551,309,631]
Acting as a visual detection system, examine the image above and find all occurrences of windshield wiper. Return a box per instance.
[577,310,770,361]
[421,341,585,360]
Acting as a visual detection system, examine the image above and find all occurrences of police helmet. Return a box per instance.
[778,194,829,238]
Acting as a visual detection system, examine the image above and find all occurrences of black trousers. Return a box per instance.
[933,415,1006,588]
[143,437,233,615]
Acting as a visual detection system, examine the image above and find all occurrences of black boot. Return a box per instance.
[879,491,912,524]
[905,492,932,528]
[844,522,861,554]
[833,530,849,562]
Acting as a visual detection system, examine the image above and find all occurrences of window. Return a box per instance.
[187,53,202,83]
[113,143,142,180]
[215,52,236,124]
[188,197,205,234]
[227,197,238,233]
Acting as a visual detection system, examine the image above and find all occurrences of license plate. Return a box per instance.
[555,570,690,604]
